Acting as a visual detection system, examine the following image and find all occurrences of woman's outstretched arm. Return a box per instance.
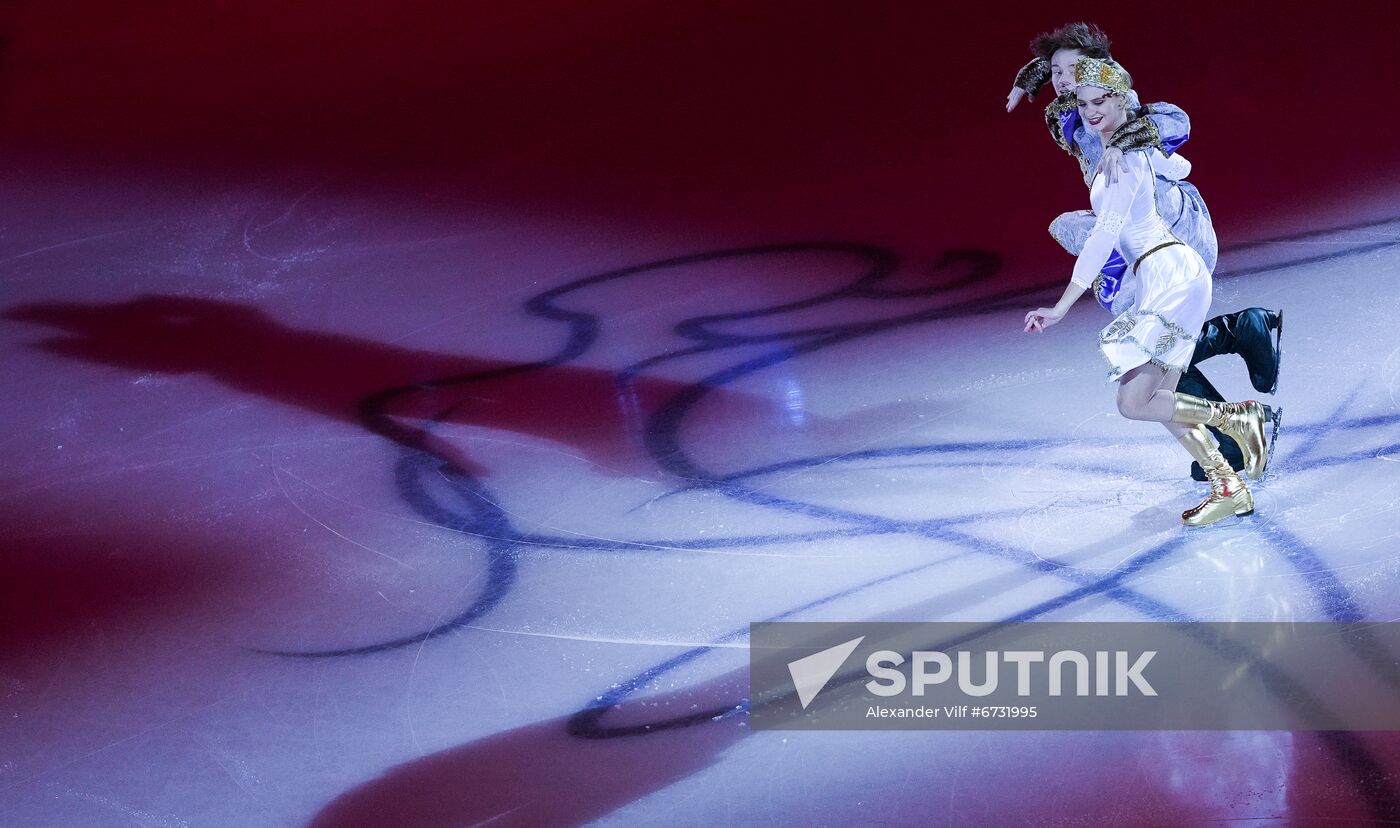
[1026,156,1148,333]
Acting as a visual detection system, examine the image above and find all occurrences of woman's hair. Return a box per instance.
[1031,22,1112,61]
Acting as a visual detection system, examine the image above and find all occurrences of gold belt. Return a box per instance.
[1133,240,1183,274]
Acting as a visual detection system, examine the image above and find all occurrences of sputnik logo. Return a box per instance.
[787,636,864,709]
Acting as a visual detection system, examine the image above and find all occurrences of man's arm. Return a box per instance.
[1006,58,1051,111]
[1109,102,1191,155]
[1095,102,1192,186]
[1014,57,1051,97]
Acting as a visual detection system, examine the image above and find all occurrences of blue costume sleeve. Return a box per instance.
[1142,102,1190,155]
[1102,101,1192,157]
[1047,210,1129,313]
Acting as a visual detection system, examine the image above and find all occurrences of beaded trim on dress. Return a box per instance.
[1100,308,1197,380]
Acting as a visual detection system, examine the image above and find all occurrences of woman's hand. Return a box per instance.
[1024,306,1065,333]
[1096,147,1126,186]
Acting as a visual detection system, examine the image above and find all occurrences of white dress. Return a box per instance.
[1070,149,1212,381]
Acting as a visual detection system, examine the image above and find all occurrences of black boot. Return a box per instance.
[1193,308,1283,395]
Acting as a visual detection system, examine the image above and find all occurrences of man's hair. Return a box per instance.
[1031,22,1112,61]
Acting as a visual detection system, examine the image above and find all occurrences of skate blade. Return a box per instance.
[1268,307,1283,395]
[1258,405,1283,482]
[1185,510,1255,528]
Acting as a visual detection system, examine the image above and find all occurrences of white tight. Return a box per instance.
[1115,362,1192,440]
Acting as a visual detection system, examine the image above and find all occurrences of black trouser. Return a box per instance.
[1180,308,1278,478]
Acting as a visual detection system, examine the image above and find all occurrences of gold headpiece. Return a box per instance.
[1072,57,1130,97]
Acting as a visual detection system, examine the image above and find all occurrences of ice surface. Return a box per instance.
[3,167,1399,826]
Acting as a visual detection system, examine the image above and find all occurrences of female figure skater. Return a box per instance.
[1023,57,1269,527]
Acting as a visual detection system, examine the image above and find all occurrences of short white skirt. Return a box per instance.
[1098,242,1212,382]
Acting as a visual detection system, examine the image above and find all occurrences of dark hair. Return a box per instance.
[1031,22,1111,61]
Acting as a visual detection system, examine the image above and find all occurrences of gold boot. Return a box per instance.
[1172,394,1270,479]
[1177,425,1254,527]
